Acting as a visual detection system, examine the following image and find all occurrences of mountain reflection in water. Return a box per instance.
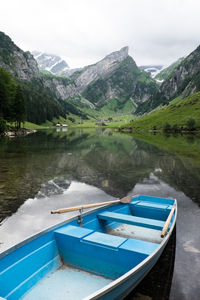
[0,128,200,300]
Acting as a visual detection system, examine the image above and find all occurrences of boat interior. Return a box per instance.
[0,195,175,300]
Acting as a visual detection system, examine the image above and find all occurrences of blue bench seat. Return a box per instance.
[131,201,172,210]
[54,225,159,279]
[82,231,126,249]
[129,200,172,221]
[98,211,165,230]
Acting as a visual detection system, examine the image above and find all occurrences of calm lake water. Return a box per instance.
[0,128,200,300]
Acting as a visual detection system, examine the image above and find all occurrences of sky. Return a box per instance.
[0,0,200,68]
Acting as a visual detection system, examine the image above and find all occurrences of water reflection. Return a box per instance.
[0,129,200,300]
[0,181,115,252]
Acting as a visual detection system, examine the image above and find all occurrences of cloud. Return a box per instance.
[0,0,200,67]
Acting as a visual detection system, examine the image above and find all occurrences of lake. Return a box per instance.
[0,128,200,300]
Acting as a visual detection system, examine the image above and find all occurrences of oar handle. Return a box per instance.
[51,199,120,214]
[161,203,176,238]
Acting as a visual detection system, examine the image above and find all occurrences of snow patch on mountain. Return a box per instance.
[32,51,83,77]
[31,51,70,75]
[139,65,163,78]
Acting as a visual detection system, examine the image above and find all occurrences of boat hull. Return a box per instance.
[0,195,177,300]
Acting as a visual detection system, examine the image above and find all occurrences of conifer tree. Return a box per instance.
[12,85,25,129]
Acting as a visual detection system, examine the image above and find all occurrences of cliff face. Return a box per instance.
[43,47,130,99]
[160,45,200,99]
[136,45,200,114]
[0,32,40,80]
[43,47,158,108]
[0,32,69,124]
[82,56,158,106]
[74,47,129,90]
[154,57,184,82]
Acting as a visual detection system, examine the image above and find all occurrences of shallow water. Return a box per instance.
[0,128,200,300]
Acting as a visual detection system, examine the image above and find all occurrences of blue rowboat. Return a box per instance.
[0,195,177,300]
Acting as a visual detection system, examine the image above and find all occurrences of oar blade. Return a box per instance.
[120,195,132,203]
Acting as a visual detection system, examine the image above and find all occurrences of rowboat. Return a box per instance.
[0,194,177,300]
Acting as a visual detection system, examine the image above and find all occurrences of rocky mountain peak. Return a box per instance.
[31,51,69,74]
[104,46,129,61]
[71,46,130,93]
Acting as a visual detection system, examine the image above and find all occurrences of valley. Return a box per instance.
[0,31,200,134]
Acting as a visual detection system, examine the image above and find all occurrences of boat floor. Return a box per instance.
[108,224,163,244]
[22,265,112,300]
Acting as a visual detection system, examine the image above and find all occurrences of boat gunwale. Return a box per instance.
[0,200,125,259]
[0,195,177,300]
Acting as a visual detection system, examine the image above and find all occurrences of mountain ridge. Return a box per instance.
[5,30,198,126]
[1,31,160,125]
[40,46,159,113]
[32,51,82,77]
[136,45,200,114]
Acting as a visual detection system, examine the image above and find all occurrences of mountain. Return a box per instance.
[41,47,131,100]
[32,51,69,73]
[81,55,158,107]
[136,45,200,114]
[154,57,184,82]
[0,32,87,124]
[122,92,200,131]
[160,46,200,100]
[43,47,159,113]
[0,32,40,80]
[0,31,160,123]
[139,65,163,78]
[32,51,82,77]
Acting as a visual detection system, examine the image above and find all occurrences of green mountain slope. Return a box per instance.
[43,50,159,119]
[82,56,158,109]
[136,45,200,115]
[0,32,89,124]
[123,92,200,131]
[155,57,184,82]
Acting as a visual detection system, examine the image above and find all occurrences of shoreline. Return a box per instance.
[4,128,37,137]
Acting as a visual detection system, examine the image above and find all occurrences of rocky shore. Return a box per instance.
[5,128,36,137]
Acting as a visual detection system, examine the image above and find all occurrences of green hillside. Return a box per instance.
[155,57,184,82]
[82,56,158,107]
[132,132,200,167]
[122,92,200,131]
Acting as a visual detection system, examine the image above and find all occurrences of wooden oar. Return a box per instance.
[161,203,176,238]
[51,195,133,214]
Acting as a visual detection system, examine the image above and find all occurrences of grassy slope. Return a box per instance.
[132,132,200,167]
[123,92,200,130]
[99,98,136,116]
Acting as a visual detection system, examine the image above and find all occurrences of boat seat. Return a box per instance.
[82,231,158,255]
[119,238,158,255]
[129,201,173,221]
[82,231,127,249]
[55,226,158,253]
[55,225,126,249]
[98,211,165,230]
[130,201,172,211]
[54,225,94,239]
[54,225,159,279]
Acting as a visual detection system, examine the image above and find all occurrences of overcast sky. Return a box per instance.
[1,0,200,68]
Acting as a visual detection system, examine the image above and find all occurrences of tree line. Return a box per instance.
[0,67,67,134]
[0,68,25,133]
